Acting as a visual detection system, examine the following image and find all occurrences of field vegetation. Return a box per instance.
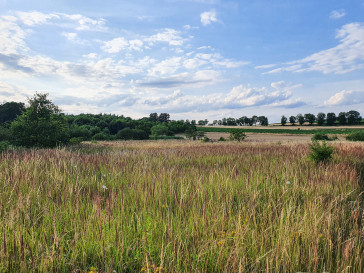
[1,141,363,272]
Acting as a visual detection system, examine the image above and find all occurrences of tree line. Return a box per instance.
[281,111,362,126]
[0,93,196,148]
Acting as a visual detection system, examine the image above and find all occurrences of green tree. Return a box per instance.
[0,102,25,124]
[151,123,169,139]
[316,112,326,126]
[338,112,347,125]
[281,115,287,126]
[326,112,336,126]
[296,113,305,125]
[346,110,361,125]
[304,113,316,125]
[289,116,296,125]
[10,93,69,147]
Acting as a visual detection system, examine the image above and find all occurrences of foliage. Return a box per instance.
[151,123,169,139]
[316,112,326,126]
[326,112,336,126]
[338,112,347,125]
[91,132,109,141]
[218,137,226,141]
[0,102,25,124]
[280,115,287,126]
[0,126,11,141]
[289,116,296,125]
[304,113,316,125]
[346,110,361,125]
[69,137,83,145]
[229,129,246,142]
[10,93,70,147]
[296,113,305,125]
[0,140,10,152]
[309,141,334,164]
[311,133,330,141]
[346,130,364,141]
[201,136,210,142]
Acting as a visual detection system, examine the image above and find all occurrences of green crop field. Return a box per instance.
[197,126,364,135]
[1,141,363,272]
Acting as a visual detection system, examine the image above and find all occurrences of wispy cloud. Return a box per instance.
[264,22,364,74]
[329,9,346,20]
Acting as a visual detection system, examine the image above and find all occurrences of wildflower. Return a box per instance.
[218,240,225,246]
[161,204,168,208]
[102,185,108,190]
[286,181,291,185]
[89,267,98,273]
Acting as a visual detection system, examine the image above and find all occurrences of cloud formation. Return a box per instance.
[200,10,218,26]
[330,9,346,20]
[265,22,364,74]
[324,90,364,105]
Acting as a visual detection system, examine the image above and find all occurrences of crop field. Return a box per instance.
[1,141,364,272]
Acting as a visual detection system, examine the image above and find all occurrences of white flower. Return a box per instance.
[286,181,291,185]
[102,185,108,190]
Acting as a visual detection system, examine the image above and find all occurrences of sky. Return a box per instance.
[0,0,363,122]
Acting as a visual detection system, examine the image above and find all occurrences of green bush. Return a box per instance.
[0,141,10,152]
[69,137,83,145]
[218,137,226,141]
[92,132,109,141]
[311,133,329,141]
[309,141,334,164]
[229,129,246,142]
[201,136,210,142]
[346,131,364,141]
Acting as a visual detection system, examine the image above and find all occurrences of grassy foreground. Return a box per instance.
[0,141,363,272]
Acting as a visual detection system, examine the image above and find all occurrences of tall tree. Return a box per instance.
[281,115,287,126]
[0,102,25,124]
[304,113,316,125]
[149,113,158,122]
[158,113,170,123]
[338,112,347,125]
[296,113,305,125]
[316,112,326,126]
[326,112,336,126]
[10,92,69,147]
[289,116,296,125]
[346,110,361,125]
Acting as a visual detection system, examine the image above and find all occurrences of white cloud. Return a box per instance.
[330,9,346,20]
[324,90,364,105]
[62,32,78,41]
[0,18,27,55]
[145,28,185,46]
[265,22,364,74]
[147,57,182,76]
[200,10,218,26]
[102,37,129,53]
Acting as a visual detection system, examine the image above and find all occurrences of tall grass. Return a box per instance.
[0,141,363,272]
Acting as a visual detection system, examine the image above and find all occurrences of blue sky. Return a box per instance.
[0,0,363,122]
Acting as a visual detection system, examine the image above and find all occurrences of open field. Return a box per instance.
[197,125,364,135]
[1,141,364,272]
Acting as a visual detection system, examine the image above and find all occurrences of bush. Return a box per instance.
[92,132,109,141]
[311,133,329,141]
[229,129,246,142]
[69,137,83,145]
[0,141,10,152]
[346,131,364,141]
[218,137,226,141]
[201,136,210,142]
[309,141,334,164]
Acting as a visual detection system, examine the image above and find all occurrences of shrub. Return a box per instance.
[309,141,334,164]
[69,137,83,145]
[0,140,10,152]
[346,131,364,141]
[229,129,246,142]
[92,132,109,141]
[218,137,226,141]
[311,133,329,141]
[201,136,210,142]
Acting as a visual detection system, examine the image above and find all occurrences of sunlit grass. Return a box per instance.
[0,141,363,272]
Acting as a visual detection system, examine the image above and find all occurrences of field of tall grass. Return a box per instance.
[0,141,363,272]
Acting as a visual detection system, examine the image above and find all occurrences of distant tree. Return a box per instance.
[326,112,336,126]
[226,118,236,126]
[0,102,25,124]
[109,119,127,134]
[151,123,169,139]
[158,113,170,123]
[258,116,269,126]
[296,113,305,126]
[191,120,196,125]
[229,129,246,142]
[316,112,326,126]
[281,115,287,126]
[198,120,205,125]
[289,116,296,125]
[338,112,347,125]
[10,92,69,147]
[346,110,361,125]
[204,119,209,125]
[185,127,197,140]
[304,113,316,125]
[212,120,218,126]
[149,113,158,122]
[252,115,258,126]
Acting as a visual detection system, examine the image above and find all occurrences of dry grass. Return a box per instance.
[0,141,363,272]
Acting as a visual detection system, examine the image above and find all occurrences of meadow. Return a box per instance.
[0,140,363,272]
